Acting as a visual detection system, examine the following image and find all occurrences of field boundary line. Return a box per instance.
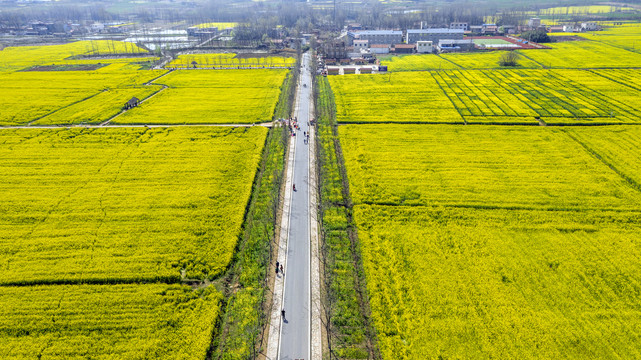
[163,66,294,70]
[0,123,272,130]
[25,90,107,126]
[322,122,639,127]
[563,130,641,193]
[515,51,547,68]
[436,54,464,69]
[588,69,641,92]
[357,200,641,213]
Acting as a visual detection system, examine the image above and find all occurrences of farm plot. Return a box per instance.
[381,52,541,71]
[0,41,148,72]
[442,51,541,69]
[168,53,295,69]
[113,69,288,124]
[380,54,460,72]
[354,204,641,360]
[0,284,222,359]
[328,72,463,123]
[33,86,162,125]
[431,69,641,124]
[0,126,267,285]
[194,22,238,29]
[339,124,641,210]
[0,70,165,126]
[592,23,641,53]
[517,40,641,68]
[590,68,641,91]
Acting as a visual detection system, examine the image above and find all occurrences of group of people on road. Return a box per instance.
[287,117,299,137]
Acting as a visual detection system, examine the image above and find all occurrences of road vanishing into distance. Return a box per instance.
[279,52,313,360]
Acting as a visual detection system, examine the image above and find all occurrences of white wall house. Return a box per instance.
[416,41,433,53]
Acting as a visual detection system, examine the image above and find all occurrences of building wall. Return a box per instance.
[406,30,463,44]
[370,47,390,54]
[438,40,474,52]
[358,33,403,45]
[417,41,433,53]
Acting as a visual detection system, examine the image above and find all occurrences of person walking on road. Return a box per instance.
[281,309,286,319]
[280,264,284,275]
[276,261,280,275]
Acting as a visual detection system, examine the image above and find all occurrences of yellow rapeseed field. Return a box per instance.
[114,69,288,124]
[0,284,222,359]
[0,70,165,126]
[0,40,148,72]
[518,40,641,68]
[0,126,267,284]
[168,53,295,69]
[329,72,464,123]
[338,124,641,359]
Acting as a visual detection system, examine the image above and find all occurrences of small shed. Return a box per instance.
[124,97,140,110]
[327,66,340,75]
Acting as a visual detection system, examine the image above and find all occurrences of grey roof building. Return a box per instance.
[347,30,403,45]
[406,28,464,44]
[438,39,475,52]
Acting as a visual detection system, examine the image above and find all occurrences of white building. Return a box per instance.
[581,22,599,31]
[416,41,433,53]
[90,23,105,32]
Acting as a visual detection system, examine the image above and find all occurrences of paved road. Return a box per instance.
[279,52,313,360]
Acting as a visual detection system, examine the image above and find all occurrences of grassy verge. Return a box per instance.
[212,66,298,359]
[315,76,379,359]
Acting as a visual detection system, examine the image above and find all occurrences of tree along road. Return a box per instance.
[279,52,313,360]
